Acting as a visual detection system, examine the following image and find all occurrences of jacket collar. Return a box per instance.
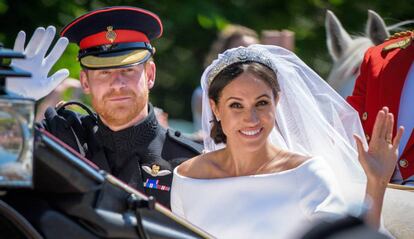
[96,103,159,152]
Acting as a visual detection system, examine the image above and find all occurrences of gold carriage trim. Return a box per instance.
[387,183,414,191]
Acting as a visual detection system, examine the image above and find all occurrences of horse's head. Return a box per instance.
[325,10,389,98]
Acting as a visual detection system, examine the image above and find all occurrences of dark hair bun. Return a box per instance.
[210,118,227,144]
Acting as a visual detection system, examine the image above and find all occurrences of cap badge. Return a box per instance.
[106,26,117,43]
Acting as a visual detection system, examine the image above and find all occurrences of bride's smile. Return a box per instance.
[239,127,263,137]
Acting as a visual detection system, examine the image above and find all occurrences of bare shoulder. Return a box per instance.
[176,154,205,176]
[283,151,313,170]
[264,149,313,173]
[176,150,223,179]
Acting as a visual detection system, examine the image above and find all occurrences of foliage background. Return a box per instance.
[0,0,412,127]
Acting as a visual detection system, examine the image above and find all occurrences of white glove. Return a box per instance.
[6,26,70,100]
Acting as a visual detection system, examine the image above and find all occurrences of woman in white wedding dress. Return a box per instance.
[171,45,403,239]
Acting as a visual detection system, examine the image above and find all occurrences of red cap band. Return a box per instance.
[79,29,149,49]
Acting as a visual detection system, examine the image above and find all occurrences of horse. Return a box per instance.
[325,10,389,98]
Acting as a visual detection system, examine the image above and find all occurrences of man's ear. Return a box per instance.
[209,99,220,121]
[80,70,90,94]
[145,61,156,89]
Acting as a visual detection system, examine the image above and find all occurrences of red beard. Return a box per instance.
[93,87,148,128]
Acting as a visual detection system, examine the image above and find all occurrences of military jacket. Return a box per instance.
[38,103,202,207]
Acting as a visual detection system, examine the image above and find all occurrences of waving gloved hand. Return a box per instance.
[6,26,69,100]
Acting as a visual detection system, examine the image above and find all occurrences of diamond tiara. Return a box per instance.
[207,46,275,86]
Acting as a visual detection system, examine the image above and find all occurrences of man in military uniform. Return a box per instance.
[10,6,202,208]
[347,30,414,185]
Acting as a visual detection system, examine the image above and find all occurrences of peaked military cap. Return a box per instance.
[61,6,163,69]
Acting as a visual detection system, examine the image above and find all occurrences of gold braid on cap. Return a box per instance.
[207,46,275,86]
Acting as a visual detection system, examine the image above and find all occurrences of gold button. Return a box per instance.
[365,134,370,141]
[399,159,408,168]
[362,112,368,121]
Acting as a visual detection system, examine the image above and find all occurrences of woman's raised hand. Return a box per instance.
[354,107,404,186]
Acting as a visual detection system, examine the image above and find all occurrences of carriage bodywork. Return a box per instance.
[0,126,211,239]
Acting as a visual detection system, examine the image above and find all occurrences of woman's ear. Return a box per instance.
[274,94,280,105]
[80,70,90,94]
[209,99,220,121]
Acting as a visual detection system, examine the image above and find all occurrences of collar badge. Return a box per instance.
[142,164,172,177]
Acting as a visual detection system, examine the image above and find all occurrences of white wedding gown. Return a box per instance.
[171,157,347,239]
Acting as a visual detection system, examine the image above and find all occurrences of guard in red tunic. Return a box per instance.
[347,30,414,185]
